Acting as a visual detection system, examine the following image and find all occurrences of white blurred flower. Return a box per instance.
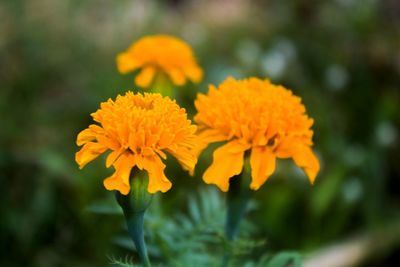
[325,64,348,91]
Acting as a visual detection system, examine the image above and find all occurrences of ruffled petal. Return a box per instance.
[142,155,172,193]
[184,65,203,83]
[192,129,228,158]
[76,127,98,146]
[75,142,107,169]
[103,176,129,195]
[203,140,250,192]
[103,153,136,195]
[116,53,141,73]
[97,135,120,150]
[135,66,156,88]
[292,146,320,184]
[166,146,197,172]
[190,129,228,175]
[274,136,298,158]
[105,147,125,168]
[166,68,186,86]
[250,147,276,190]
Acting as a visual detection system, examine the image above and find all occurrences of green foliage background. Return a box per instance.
[1,0,399,266]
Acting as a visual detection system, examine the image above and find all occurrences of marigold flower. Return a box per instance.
[116,35,203,88]
[194,77,320,192]
[75,92,198,195]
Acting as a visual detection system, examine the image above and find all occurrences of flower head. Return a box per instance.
[75,92,198,194]
[116,35,203,88]
[194,77,320,192]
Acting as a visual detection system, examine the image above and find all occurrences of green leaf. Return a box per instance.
[108,255,139,267]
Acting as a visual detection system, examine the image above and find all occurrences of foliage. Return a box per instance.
[90,188,300,267]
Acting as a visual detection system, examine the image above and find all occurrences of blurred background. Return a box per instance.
[1,0,400,266]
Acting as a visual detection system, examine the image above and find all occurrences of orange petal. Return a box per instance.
[292,146,320,184]
[166,146,197,172]
[203,140,250,192]
[134,154,145,170]
[250,147,276,190]
[75,142,107,169]
[142,155,172,193]
[103,176,130,195]
[116,53,141,74]
[184,66,203,83]
[166,68,186,86]
[158,131,175,148]
[275,136,299,158]
[97,135,120,150]
[193,129,228,157]
[135,66,156,88]
[105,147,125,168]
[103,153,136,195]
[76,127,98,146]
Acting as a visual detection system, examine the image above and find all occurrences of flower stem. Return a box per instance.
[152,73,174,97]
[225,174,252,241]
[116,170,152,267]
[124,211,151,267]
[222,172,253,266]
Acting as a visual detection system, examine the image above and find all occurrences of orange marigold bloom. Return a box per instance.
[116,35,203,88]
[194,77,320,192]
[75,92,198,195]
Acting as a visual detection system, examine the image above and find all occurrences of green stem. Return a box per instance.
[225,175,252,241]
[222,173,253,267]
[152,73,174,97]
[124,210,151,267]
[116,170,152,267]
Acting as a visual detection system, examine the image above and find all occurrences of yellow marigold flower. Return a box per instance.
[194,77,320,192]
[75,92,198,195]
[116,35,203,88]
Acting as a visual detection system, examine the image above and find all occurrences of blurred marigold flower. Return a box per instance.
[194,77,320,191]
[116,35,203,88]
[75,92,198,194]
